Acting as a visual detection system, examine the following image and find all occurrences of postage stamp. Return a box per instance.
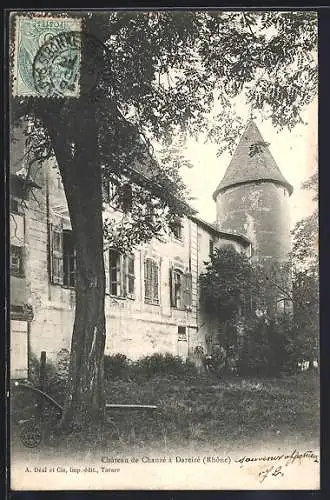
[11,15,82,97]
[33,31,108,98]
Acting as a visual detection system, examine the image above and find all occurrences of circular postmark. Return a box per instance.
[32,31,109,98]
[19,420,42,448]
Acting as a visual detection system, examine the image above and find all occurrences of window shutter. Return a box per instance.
[49,223,63,285]
[144,259,151,301]
[184,272,192,308]
[104,248,110,294]
[121,255,127,297]
[127,254,135,296]
[169,265,176,307]
[153,261,159,303]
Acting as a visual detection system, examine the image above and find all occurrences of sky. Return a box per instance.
[180,98,318,229]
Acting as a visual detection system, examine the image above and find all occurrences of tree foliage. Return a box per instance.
[13,10,318,229]
[199,245,299,375]
[289,172,319,364]
[291,171,318,274]
[199,245,254,322]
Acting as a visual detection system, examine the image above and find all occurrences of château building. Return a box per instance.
[10,119,292,379]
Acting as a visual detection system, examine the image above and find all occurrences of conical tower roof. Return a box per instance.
[212,120,293,200]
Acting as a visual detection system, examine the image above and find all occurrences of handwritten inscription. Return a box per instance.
[235,449,319,483]
[236,449,318,466]
[259,465,285,483]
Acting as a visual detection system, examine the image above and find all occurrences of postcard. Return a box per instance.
[8,9,319,490]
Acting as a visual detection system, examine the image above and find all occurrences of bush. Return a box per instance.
[28,352,57,386]
[133,353,197,379]
[104,353,130,380]
[238,315,297,377]
[104,353,198,381]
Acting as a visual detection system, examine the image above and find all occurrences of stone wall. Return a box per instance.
[216,181,291,262]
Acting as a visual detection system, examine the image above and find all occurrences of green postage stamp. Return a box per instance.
[12,15,82,97]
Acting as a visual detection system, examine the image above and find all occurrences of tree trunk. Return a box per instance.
[39,100,106,430]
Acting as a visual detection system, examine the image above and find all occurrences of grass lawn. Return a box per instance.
[11,371,319,455]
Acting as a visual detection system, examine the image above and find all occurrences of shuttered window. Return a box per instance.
[49,225,76,287]
[126,254,135,297]
[109,249,121,296]
[144,258,159,304]
[63,230,76,287]
[183,272,193,309]
[49,224,63,285]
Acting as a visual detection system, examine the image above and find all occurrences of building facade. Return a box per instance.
[10,119,291,380]
[9,125,251,379]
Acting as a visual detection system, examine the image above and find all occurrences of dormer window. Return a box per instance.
[170,217,183,241]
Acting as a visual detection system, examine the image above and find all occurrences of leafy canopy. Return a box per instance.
[12,10,318,249]
[199,245,253,321]
[291,172,318,274]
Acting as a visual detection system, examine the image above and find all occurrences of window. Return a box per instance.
[170,218,183,241]
[109,249,121,296]
[10,245,24,277]
[102,179,119,206]
[50,224,63,285]
[144,258,159,304]
[172,269,183,309]
[49,225,76,287]
[170,267,192,310]
[178,326,187,341]
[63,230,76,287]
[105,250,135,298]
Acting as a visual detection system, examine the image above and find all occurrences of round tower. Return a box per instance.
[213,119,293,264]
